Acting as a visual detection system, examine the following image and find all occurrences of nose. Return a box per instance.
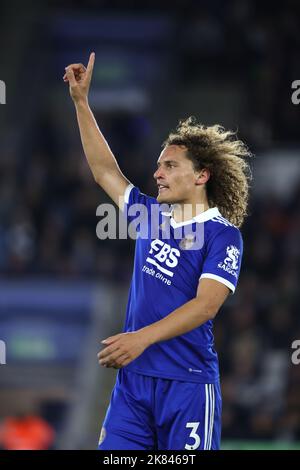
[154,166,164,180]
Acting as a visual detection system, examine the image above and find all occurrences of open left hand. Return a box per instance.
[97,331,151,369]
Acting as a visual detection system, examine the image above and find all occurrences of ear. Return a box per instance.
[195,168,210,185]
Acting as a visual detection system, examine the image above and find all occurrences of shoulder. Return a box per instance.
[124,184,158,207]
[206,211,241,234]
[205,212,243,248]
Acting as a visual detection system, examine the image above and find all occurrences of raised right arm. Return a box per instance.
[64,52,130,210]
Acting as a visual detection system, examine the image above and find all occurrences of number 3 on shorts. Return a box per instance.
[184,422,201,450]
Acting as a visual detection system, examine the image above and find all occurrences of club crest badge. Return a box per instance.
[179,234,195,250]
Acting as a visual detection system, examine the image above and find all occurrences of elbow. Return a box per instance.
[205,308,218,321]
[199,301,219,321]
[208,308,219,320]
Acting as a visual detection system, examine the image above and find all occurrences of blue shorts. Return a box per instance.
[98,368,222,450]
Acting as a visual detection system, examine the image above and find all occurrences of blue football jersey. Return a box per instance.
[121,185,243,383]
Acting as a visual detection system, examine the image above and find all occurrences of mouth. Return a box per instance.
[157,184,169,194]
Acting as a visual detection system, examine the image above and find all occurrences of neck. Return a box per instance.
[172,195,210,223]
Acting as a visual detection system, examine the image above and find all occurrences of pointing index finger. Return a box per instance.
[86,52,95,79]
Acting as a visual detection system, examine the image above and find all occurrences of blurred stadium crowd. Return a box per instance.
[0,0,300,448]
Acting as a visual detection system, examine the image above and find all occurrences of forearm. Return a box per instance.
[74,99,120,183]
[99,279,228,369]
[139,298,217,346]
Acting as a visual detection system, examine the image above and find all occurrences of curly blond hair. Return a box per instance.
[163,117,253,227]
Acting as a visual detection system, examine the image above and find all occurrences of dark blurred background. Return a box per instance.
[0,0,300,450]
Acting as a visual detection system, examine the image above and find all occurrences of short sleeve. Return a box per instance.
[122,184,158,231]
[200,226,243,294]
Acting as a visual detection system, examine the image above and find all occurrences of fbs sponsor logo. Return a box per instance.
[218,245,240,278]
[142,239,181,286]
[146,239,180,278]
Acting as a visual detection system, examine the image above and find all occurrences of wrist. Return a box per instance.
[74,97,89,109]
[138,326,158,347]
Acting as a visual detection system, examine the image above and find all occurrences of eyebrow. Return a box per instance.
[156,160,179,166]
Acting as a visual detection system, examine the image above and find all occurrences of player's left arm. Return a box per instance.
[98,278,229,368]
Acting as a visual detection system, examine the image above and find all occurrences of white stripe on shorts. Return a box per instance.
[204,384,209,450]
[204,384,215,450]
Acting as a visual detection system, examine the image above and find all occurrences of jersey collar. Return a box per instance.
[161,207,221,228]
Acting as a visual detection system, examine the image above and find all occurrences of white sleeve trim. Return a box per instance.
[124,183,134,204]
[200,273,236,294]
